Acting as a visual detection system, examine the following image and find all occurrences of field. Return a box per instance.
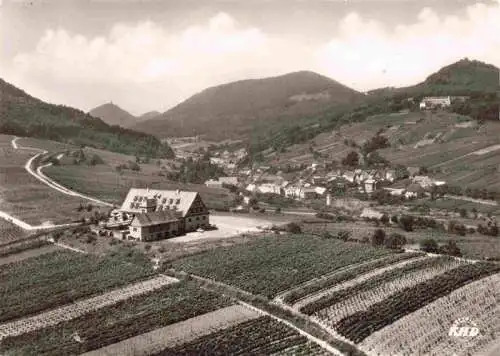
[171,233,395,298]
[153,316,332,356]
[360,272,500,356]
[44,164,235,210]
[334,262,500,342]
[0,281,231,355]
[14,137,74,152]
[302,256,469,317]
[302,220,500,260]
[82,304,260,356]
[0,275,178,339]
[0,135,103,225]
[410,197,500,216]
[0,218,28,244]
[281,251,424,306]
[0,249,154,323]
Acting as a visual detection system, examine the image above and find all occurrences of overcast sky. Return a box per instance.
[1,0,499,115]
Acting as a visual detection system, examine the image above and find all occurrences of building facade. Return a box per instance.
[120,188,210,241]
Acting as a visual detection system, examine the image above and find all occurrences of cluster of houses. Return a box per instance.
[99,188,210,242]
[209,148,246,171]
[211,165,400,203]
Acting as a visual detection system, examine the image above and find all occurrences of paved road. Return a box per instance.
[0,137,112,232]
[13,137,113,207]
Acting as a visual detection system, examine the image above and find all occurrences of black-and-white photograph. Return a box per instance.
[0,0,499,355]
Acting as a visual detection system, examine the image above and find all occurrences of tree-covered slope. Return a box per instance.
[0,79,174,158]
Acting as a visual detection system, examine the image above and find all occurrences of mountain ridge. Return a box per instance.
[132,70,363,140]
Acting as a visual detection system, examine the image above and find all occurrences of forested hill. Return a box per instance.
[0,78,175,158]
[132,70,362,140]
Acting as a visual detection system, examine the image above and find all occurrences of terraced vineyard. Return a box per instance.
[171,234,394,298]
[335,262,500,343]
[304,256,469,325]
[0,275,178,339]
[301,256,467,315]
[282,252,425,306]
[0,250,154,322]
[152,316,332,356]
[0,282,231,355]
[360,273,500,356]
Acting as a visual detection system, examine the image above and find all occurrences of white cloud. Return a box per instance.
[8,12,312,113]
[4,1,500,114]
[317,1,500,91]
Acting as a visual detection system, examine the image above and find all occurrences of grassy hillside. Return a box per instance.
[133,71,362,140]
[248,58,499,160]
[265,109,500,191]
[0,79,174,158]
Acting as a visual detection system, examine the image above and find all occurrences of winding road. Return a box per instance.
[0,137,113,231]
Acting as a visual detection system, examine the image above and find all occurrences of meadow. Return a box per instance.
[0,135,100,225]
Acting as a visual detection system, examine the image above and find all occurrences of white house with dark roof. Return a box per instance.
[120,188,209,240]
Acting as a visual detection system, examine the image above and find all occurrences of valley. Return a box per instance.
[0,56,498,356]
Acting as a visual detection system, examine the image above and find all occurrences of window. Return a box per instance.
[196,217,199,221]
[176,199,180,204]
[169,199,173,204]
[188,218,191,222]
[202,216,206,220]
[133,227,137,232]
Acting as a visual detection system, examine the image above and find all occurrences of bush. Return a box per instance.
[285,222,302,234]
[380,214,390,226]
[439,240,462,257]
[399,215,414,232]
[342,151,359,167]
[89,154,105,166]
[371,229,386,247]
[384,233,407,250]
[337,230,351,241]
[85,235,97,244]
[420,238,439,253]
[448,220,467,236]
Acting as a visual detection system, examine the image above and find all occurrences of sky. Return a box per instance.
[1,0,499,115]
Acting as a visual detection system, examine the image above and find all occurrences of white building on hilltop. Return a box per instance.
[419,96,452,110]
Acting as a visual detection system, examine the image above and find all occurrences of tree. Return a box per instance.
[286,222,302,234]
[420,238,439,253]
[371,229,386,247]
[395,164,409,180]
[439,240,462,257]
[380,214,390,226]
[399,215,414,232]
[385,233,407,250]
[342,151,359,167]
